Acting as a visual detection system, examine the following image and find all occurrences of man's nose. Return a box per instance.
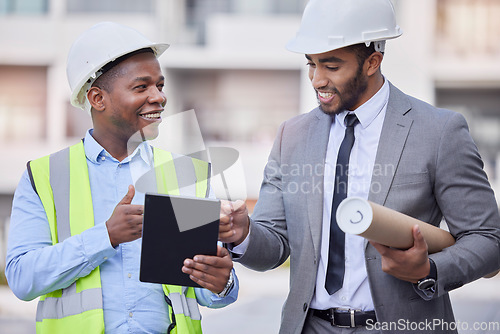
[310,67,328,89]
[148,88,166,106]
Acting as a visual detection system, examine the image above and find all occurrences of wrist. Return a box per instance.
[233,216,250,246]
[105,220,118,248]
[417,258,437,292]
[215,270,234,298]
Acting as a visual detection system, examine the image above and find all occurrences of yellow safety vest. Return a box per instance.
[28,141,210,334]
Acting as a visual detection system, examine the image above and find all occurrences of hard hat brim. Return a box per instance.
[285,31,402,55]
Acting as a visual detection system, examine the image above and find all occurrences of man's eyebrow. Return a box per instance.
[133,76,165,82]
[133,76,151,82]
[305,54,345,63]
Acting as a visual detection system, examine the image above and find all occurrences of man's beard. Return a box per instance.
[318,64,368,115]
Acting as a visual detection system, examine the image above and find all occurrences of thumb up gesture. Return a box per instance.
[106,185,144,247]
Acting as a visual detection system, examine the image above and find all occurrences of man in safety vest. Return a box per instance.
[6,22,238,334]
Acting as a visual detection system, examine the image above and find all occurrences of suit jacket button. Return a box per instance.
[303,303,308,312]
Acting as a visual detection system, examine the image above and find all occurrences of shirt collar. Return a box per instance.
[336,78,389,129]
[84,129,153,166]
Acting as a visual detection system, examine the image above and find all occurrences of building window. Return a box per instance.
[0,66,47,141]
[0,0,48,15]
[185,0,304,44]
[66,0,153,13]
[185,0,231,44]
[270,0,305,14]
[436,87,500,180]
[436,0,500,57]
[169,69,300,143]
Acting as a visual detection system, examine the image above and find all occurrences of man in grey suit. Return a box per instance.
[218,0,500,333]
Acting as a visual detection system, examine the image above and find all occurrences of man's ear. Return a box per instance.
[365,52,383,77]
[87,87,106,112]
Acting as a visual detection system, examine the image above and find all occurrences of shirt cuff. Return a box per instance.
[194,268,239,308]
[228,224,251,256]
[412,282,436,301]
[81,223,117,269]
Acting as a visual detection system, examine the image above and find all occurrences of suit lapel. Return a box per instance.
[369,83,413,206]
[306,85,413,252]
[305,108,332,259]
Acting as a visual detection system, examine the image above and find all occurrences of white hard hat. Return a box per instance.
[67,22,169,114]
[286,0,402,55]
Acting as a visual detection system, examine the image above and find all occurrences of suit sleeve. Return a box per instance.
[431,112,500,296]
[234,122,290,271]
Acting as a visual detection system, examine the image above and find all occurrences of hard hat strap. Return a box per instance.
[363,40,386,53]
[374,41,386,53]
[79,69,104,115]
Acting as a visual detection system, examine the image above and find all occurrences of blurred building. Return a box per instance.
[1,0,500,267]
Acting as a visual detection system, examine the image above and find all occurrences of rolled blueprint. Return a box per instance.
[336,197,498,278]
[336,197,455,253]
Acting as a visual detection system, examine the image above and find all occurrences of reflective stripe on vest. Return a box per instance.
[36,282,102,321]
[163,285,203,334]
[153,149,211,198]
[28,141,210,334]
[29,142,103,334]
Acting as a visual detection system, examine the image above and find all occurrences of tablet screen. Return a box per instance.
[140,193,220,287]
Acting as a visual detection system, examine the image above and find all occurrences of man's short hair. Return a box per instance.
[345,43,381,68]
[92,48,154,92]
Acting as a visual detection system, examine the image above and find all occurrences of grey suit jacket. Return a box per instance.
[236,83,500,334]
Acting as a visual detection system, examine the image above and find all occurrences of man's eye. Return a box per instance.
[326,66,339,71]
[306,62,316,67]
[135,84,147,89]
[157,84,164,91]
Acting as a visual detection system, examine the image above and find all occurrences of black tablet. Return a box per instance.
[140,193,220,287]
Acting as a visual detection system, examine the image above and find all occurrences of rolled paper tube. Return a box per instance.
[484,271,499,278]
[336,197,499,278]
[336,197,455,253]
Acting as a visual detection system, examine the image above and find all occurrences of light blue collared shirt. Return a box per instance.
[6,129,238,333]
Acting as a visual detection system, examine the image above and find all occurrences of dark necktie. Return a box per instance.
[325,114,358,295]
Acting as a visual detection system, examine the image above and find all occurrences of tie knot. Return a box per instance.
[345,114,358,127]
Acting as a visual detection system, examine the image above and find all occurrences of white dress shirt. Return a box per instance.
[233,79,390,311]
[310,78,389,311]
